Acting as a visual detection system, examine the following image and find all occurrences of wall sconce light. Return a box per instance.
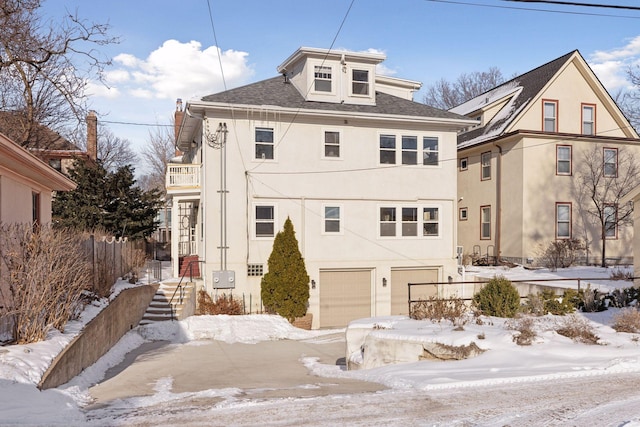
[382,277,387,287]
[448,275,453,284]
[311,280,316,289]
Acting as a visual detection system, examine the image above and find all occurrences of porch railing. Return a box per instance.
[166,164,201,189]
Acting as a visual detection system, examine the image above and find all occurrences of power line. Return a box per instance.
[425,0,640,19]
[506,1,640,11]
[206,0,227,92]
[101,119,172,127]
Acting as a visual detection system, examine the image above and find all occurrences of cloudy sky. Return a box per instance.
[39,0,640,160]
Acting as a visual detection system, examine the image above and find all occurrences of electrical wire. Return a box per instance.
[506,1,640,11]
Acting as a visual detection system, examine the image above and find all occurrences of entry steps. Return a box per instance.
[140,282,194,325]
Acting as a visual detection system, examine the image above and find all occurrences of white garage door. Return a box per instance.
[390,268,439,316]
[319,269,372,328]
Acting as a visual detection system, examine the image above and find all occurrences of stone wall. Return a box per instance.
[38,284,158,390]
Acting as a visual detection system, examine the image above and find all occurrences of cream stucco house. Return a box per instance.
[0,131,76,225]
[453,50,640,266]
[167,47,475,328]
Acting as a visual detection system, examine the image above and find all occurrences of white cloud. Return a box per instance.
[589,36,640,91]
[98,40,254,102]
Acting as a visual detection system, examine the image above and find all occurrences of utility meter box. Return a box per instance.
[212,270,235,289]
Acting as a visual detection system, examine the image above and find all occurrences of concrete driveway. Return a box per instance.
[87,333,385,406]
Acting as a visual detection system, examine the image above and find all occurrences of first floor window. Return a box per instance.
[255,127,274,160]
[380,207,396,236]
[423,207,439,236]
[324,206,341,233]
[402,207,418,236]
[480,206,491,239]
[255,205,274,237]
[324,131,340,158]
[380,134,396,164]
[423,137,439,166]
[556,203,571,239]
[604,204,617,239]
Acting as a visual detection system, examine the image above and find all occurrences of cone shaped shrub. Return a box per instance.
[473,276,521,318]
[261,217,310,322]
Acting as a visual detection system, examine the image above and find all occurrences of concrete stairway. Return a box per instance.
[140,282,195,325]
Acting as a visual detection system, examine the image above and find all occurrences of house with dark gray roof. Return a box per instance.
[452,50,640,267]
[167,47,475,328]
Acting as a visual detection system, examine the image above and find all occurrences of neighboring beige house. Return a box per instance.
[0,131,76,225]
[168,47,475,328]
[453,50,640,266]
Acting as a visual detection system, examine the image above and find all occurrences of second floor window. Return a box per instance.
[604,204,617,239]
[582,104,595,135]
[324,131,340,158]
[402,136,417,165]
[380,207,396,236]
[604,148,618,177]
[352,69,369,95]
[481,151,491,180]
[324,206,341,233]
[557,145,572,175]
[255,205,275,237]
[543,100,558,132]
[423,207,439,236]
[314,66,332,92]
[255,127,274,160]
[380,134,396,164]
[423,137,439,166]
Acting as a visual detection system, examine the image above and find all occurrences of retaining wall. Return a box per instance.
[38,284,158,390]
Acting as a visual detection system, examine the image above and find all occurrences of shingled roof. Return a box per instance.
[452,51,577,149]
[202,76,468,121]
[0,111,81,151]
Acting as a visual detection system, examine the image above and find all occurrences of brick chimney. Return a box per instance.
[174,99,184,156]
[86,110,98,162]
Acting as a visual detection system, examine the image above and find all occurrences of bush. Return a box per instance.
[197,290,243,315]
[410,295,468,326]
[505,315,537,346]
[523,289,578,316]
[473,276,521,318]
[612,308,640,333]
[537,239,584,271]
[555,315,599,344]
[0,224,92,344]
[261,218,310,322]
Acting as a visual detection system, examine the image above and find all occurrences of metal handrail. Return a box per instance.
[169,259,204,321]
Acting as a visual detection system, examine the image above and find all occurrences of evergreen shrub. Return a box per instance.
[473,276,520,318]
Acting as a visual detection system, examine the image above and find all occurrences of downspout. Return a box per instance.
[494,143,503,262]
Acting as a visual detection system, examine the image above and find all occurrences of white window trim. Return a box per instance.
[460,157,468,171]
[307,60,336,96]
[313,65,333,94]
[378,131,441,167]
[253,203,277,239]
[253,126,276,162]
[321,129,342,160]
[322,204,344,235]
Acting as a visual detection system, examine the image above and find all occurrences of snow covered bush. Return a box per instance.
[196,290,243,315]
[536,239,584,271]
[410,295,468,327]
[523,289,578,316]
[505,315,537,346]
[473,276,520,318]
[555,315,599,344]
[612,308,640,333]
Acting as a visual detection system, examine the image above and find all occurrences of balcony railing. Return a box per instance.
[166,164,201,190]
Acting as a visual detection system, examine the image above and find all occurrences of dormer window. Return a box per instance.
[352,69,369,95]
[314,66,332,92]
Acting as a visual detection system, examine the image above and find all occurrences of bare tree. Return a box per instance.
[575,145,640,267]
[0,0,117,148]
[423,67,506,110]
[140,121,176,194]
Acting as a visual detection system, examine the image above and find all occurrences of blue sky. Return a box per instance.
[39,0,640,165]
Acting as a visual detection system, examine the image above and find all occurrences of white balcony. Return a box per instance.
[166,163,201,195]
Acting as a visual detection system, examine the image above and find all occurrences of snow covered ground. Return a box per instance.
[2,265,640,426]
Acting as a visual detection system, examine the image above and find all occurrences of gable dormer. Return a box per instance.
[277,47,385,106]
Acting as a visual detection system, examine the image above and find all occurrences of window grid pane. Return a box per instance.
[380,135,396,164]
[583,106,594,135]
[423,207,439,236]
[380,207,396,236]
[352,69,369,95]
[324,206,340,233]
[423,137,439,166]
[402,136,417,165]
[604,148,617,177]
[256,206,274,237]
[314,66,332,92]
[255,128,274,160]
[544,101,557,132]
[556,204,571,239]
[481,152,491,180]
[557,146,571,175]
[481,207,491,239]
[324,131,340,158]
